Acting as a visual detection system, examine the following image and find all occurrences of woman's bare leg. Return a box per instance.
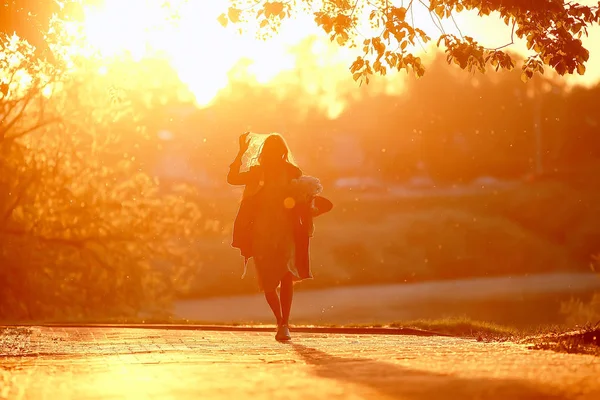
[279,273,294,325]
[264,291,283,325]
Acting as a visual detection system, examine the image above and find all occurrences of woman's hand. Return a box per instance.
[238,132,250,154]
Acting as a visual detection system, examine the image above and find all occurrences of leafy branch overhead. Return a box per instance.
[219,0,600,83]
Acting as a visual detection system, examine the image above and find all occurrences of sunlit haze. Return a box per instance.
[80,0,321,107]
[3,1,600,391]
[74,0,600,116]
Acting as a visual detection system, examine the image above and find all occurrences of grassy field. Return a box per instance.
[182,180,599,299]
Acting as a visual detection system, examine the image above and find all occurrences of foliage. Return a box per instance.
[529,326,600,355]
[4,1,599,83]
[560,293,600,326]
[328,52,600,183]
[0,1,181,60]
[0,1,60,52]
[176,43,600,186]
[3,1,599,82]
[0,33,204,321]
[559,253,600,326]
[0,0,87,58]
[389,316,516,339]
[183,189,592,299]
[220,0,600,82]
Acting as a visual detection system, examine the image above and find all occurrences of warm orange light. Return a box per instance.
[70,0,600,111]
[78,0,325,107]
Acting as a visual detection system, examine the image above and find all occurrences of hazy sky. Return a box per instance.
[78,0,600,111]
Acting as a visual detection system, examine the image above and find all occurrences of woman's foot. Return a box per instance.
[275,324,291,341]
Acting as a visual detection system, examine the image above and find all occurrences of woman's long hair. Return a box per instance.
[246,133,298,169]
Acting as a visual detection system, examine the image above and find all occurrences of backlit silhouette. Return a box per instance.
[228,132,331,340]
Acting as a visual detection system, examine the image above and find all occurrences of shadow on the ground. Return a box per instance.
[291,343,566,400]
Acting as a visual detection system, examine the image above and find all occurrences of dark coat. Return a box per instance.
[228,162,331,279]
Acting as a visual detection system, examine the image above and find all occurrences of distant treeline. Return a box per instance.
[160,52,600,186]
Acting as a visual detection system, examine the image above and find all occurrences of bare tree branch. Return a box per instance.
[4,116,62,142]
[0,91,38,138]
[450,13,464,39]
[485,19,516,51]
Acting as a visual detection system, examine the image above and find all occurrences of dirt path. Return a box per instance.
[1,326,599,399]
[174,273,600,325]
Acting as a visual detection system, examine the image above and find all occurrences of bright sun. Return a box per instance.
[77,0,600,109]
[79,0,318,107]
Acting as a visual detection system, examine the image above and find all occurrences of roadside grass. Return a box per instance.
[2,315,516,338]
[338,317,600,356]
[4,317,599,356]
[388,316,600,356]
[389,317,518,341]
[313,317,517,341]
[524,325,600,356]
[183,181,597,300]
[0,327,34,356]
[0,327,33,336]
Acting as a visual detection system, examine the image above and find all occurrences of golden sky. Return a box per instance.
[76,0,600,113]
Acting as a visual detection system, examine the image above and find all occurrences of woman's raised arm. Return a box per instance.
[227,133,251,185]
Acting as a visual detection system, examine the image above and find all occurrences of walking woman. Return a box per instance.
[227,132,331,341]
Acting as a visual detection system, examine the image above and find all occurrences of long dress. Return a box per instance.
[251,167,300,292]
[228,160,324,291]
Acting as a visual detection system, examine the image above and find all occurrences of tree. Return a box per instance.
[5,1,598,82]
[0,34,204,321]
[0,0,72,57]
[0,0,173,56]
[220,0,600,82]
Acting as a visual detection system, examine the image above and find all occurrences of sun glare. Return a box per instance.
[78,0,324,107]
[72,0,600,110]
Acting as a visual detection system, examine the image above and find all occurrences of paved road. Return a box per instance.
[1,326,599,399]
[175,273,600,325]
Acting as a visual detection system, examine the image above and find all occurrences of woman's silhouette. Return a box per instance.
[228,132,331,341]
